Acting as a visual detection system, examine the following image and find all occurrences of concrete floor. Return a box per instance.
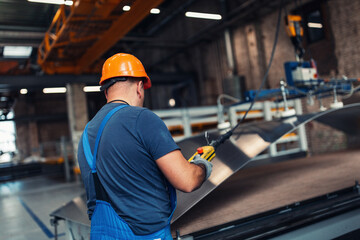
[1,149,359,239]
[0,175,85,240]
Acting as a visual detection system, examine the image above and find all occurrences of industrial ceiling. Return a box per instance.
[0,0,295,117]
[0,0,293,78]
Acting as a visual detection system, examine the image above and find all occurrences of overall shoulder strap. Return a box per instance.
[92,104,129,171]
[82,104,129,201]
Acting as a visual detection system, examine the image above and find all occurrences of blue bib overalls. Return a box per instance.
[82,105,176,240]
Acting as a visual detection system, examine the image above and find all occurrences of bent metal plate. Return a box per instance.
[172,103,360,223]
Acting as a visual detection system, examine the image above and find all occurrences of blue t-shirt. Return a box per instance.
[78,103,180,235]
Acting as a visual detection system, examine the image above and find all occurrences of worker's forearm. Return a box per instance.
[182,162,206,192]
[156,150,207,193]
[163,160,205,193]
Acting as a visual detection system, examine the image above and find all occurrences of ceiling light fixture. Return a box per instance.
[123,5,131,11]
[150,8,160,14]
[307,22,323,28]
[27,0,73,5]
[64,0,73,5]
[168,98,176,107]
[185,11,222,20]
[43,87,67,94]
[83,86,100,92]
[20,89,28,95]
[3,46,32,58]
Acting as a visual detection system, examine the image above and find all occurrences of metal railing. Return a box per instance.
[153,99,307,160]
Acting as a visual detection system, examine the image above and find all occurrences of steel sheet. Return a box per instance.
[50,103,360,231]
[172,103,360,222]
[50,194,90,226]
[314,105,360,135]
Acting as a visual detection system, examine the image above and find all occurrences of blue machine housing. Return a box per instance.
[244,61,355,102]
[284,61,307,87]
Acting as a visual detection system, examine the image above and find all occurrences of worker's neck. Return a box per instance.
[107,94,131,104]
[105,83,143,107]
[106,92,141,107]
[108,98,130,104]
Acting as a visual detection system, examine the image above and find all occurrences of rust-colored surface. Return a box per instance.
[0,61,18,74]
[172,149,360,235]
[37,0,163,74]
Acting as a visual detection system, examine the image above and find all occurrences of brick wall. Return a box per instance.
[133,0,359,154]
[328,0,360,77]
[14,91,69,159]
[231,0,358,154]
[305,0,360,153]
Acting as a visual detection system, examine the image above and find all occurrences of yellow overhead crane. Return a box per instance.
[37,0,163,74]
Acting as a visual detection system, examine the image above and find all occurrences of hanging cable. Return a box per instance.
[210,0,285,149]
[238,0,284,124]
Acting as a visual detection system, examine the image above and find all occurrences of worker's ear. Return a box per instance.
[104,88,108,100]
[136,80,144,97]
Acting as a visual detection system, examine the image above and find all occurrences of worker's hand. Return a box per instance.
[189,155,213,181]
[188,146,216,162]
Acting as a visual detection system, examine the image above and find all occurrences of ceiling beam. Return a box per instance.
[0,74,100,91]
[0,25,48,32]
[0,72,193,91]
[0,30,43,47]
[0,30,45,39]
[0,42,40,47]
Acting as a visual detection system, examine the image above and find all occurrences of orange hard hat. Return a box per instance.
[99,53,151,89]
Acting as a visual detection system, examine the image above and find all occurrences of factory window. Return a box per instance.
[0,111,16,164]
[304,9,325,44]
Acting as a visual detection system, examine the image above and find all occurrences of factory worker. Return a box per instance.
[77,53,214,240]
